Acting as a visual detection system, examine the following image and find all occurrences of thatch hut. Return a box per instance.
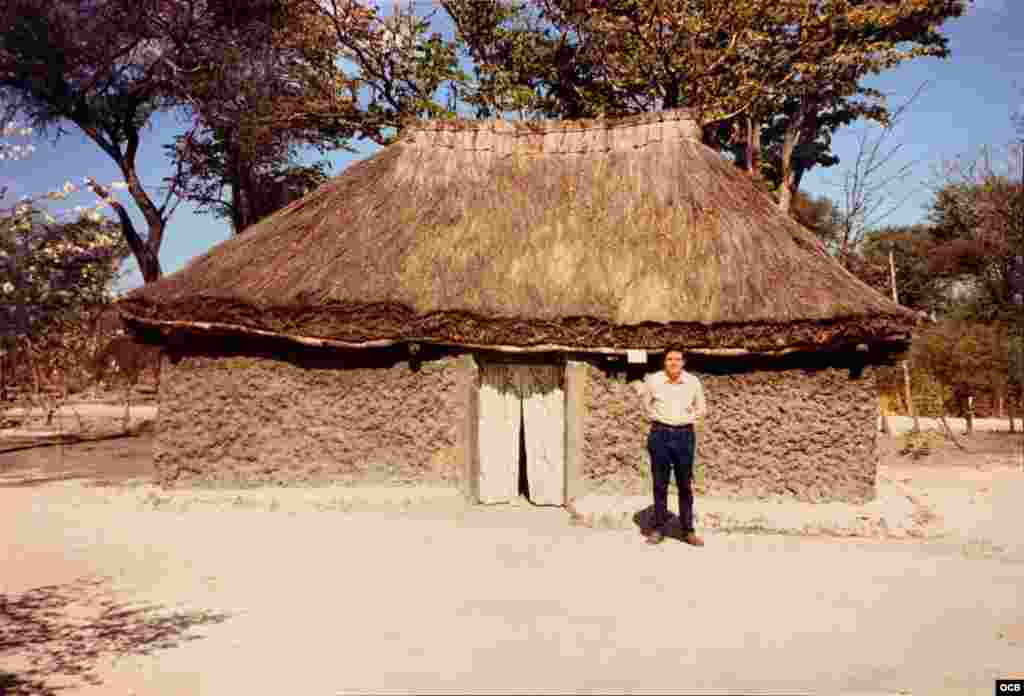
[119,109,917,505]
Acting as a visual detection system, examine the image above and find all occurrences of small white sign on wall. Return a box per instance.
[626,349,647,364]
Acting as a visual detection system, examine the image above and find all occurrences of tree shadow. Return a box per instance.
[631,505,688,541]
[0,575,230,695]
[0,425,153,457]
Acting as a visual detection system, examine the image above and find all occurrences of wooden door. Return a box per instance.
[477,362,565,506]
[478,363,521,504]
[520,365,565,506]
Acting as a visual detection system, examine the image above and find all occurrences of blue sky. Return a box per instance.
[1,0,1021,295]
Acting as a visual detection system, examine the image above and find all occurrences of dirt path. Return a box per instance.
[3,481,1023,696]
[1,417,1022,695]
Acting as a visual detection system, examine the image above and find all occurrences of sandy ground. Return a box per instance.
[1,404,1022,695]
[883,414,1021,436]
[4,403,1017,437]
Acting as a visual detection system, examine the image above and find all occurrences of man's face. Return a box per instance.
[664,351,684,380]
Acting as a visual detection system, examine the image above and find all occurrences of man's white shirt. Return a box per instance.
[642,370,707,425]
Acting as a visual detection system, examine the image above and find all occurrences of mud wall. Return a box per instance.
[154,350,472,489]
[581,360,878,503]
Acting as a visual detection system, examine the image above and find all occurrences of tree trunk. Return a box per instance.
[939,413,968,451]
[662,78,681,111]
[20,336,41,397]
[122,164,165,255]
[902,360,918,432]
[778,97,821,215]
[100,193,163,282]
[87,172,162,282]
[123,383,131,433]
[240,165,259,232]
[226,136,258,235]
[779,140,809,215]
[0,348,7,402]
[745,115,762,176]
[794,109,818,195]
[50,366,67,401]
[778,120,800,214]
[227,136,243,234]
[79,126,165,283]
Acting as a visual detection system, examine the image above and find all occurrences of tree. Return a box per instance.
[790,92,937,440]
[0,0,364,272]
[161,0,467,232]
[913,319,1013,435]
[166,127,331,234]
[858,225,944,315]
[158,0,357,234]
[0,202,129,336]
[731,2,963,214]
[0,0,190,281]
[164,0,365,139]
[443,1,967,215]
[788,206,946,318]
[1,122,129,345]
[446,0,778,122]
[0,120,34,162]
[442,0,615,119]
[1,195,129,403]
[927,145,1024,322]
[307,0,468,143]
[1010,326,1024,433]
[826,89,926,261]
[769,10,927,211]
[790,190,844,253]
[1011,108,1024,424]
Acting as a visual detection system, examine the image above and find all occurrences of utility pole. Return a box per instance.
[890,245,919,433]
[1013,139,1024,435]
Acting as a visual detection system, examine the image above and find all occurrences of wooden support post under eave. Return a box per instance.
[564,360,587,504]
[457,354,480,502]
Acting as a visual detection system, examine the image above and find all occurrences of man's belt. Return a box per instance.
[651,421,694,430]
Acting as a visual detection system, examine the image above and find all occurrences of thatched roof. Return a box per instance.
[120,109,917,354]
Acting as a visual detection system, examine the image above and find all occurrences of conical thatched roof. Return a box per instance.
[120,109,917,353]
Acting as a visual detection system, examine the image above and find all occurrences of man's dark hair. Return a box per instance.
[663,346,687,359]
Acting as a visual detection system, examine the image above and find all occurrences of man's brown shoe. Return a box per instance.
[645,529,664,545]
[683,532,705,547]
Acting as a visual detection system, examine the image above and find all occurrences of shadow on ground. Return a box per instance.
[0,428,150,458]
[0,575,229,695]
[630,506,693,541]
[0,425,156,490]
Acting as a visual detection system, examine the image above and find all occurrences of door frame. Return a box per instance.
[474,353,568,506]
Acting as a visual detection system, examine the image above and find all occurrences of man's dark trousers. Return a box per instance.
[647,423,696,533]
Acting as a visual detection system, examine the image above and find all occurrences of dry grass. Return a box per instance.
[122,109,917,350]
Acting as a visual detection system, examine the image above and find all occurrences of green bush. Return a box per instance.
[913,320,1010,418]
[897,430,945,460]
[911,368,952,417]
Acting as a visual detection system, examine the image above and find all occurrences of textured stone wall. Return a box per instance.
[152,339,878,503]
[154,352,469,489]
[581,360,878,503]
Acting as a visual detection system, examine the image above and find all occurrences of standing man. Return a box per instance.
[640,347,707,546]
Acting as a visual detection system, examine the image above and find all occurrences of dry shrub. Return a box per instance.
[897,430,945,460]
